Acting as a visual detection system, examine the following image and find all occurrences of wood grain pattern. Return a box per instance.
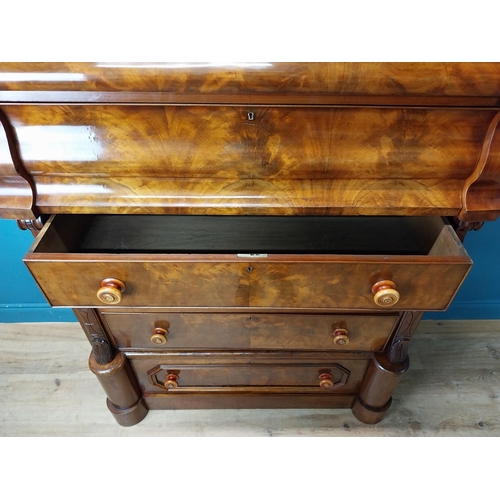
[460,111,500,221]
[24,249,471,310]
[25,260,251,307]
[101,312,398,351]
[1,64,499,219]
[1,103,495,217]
[24,215,471,310]
[1,320,499,436]
[32,176,467,216]
[1,63,497,428]
[4,105,492,180]
[1,62,499,101]
[0,109,38,219]
[129,354,367,394]
[248,260,470,311]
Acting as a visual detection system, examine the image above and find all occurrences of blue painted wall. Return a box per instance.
[0,217,499,323]
[0,219,76,322]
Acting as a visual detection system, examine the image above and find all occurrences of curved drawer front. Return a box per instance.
[102,312,399,351]
[129,355,369,395]
[4,103,496,215]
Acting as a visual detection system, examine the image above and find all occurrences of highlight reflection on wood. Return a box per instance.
[1,63,498,427]
[1,104,498,216]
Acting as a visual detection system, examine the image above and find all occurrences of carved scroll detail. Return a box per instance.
[449,217,484,242]
[74,308,115,365]
[387,311,424,364]
[0,107,39,219]
[459,110,500,222]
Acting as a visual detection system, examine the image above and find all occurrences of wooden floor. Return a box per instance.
[1,320,499,436]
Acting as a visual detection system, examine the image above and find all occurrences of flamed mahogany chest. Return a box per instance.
[1,63,499,425]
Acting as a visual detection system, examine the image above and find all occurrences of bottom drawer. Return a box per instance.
[129,354,369,395]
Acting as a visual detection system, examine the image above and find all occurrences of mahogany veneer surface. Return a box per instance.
[1,63,498,426]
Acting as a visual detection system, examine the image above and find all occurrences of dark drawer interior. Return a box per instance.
[32,214,466,257]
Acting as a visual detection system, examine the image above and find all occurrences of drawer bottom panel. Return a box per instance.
[143,393,356,410]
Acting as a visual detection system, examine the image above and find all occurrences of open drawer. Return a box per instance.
[24,215,472,310]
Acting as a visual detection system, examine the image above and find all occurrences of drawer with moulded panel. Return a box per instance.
[127,353,370,396]
[23,214,472,310]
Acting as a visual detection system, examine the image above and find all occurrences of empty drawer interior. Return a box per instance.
[31,214,468,257]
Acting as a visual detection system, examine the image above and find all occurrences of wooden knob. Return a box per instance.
[150,327,169,345]
[164,373,179,389]
[97,278,126,304]
[332,328,349,345]
[319,373,334,389]
[371,280,400,307]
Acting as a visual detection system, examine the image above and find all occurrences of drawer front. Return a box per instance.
[25,258,469,310]
[25,215,471,310]
[25,261,250,307]
[249,261,471,310]
[103,312,398,351]
[130,355,369,395]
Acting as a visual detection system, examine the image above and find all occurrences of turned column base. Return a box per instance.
[106,398,149,427]
[351,396,393,424]
[352,352,409,424]
[89,351,149,427]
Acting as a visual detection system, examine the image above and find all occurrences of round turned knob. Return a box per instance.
[332,328,350,346]
[319,373,334,389]
[150,327,169,345]
[164,374,179,389]
[97,278,126,305]
[371,280,400,307]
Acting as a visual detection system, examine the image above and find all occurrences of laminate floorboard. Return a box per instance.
[1,320,499,437]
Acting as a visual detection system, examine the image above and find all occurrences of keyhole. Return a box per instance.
[247,112,255,121]
[247,266,253,273]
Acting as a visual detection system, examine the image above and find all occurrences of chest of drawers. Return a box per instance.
[1,62,499,426]
[22,212,471,424]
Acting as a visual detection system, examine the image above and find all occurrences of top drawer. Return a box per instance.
[24,215,471,311]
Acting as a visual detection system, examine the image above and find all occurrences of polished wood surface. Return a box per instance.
[0,104,498,217]
[3,105,492,180]
[460,111,500,221]
[96,278,126,305]
[24,214,471,310]
[1,63,500,105]
[1,63,499,219]
[1,63,498,426]
[24,237,471,311]
[130,353,367,394]
[2,320,498,436]
[247,260,470,310]
[101,312,398,351]
[0,109,38,219]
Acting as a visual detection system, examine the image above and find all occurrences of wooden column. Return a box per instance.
[89,351,148,427]
[352,311,423,424]
[74,309,148,427]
